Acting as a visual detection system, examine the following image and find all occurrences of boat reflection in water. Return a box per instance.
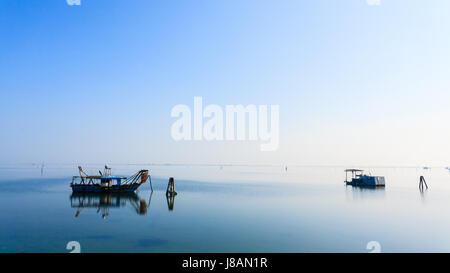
[345,183,386,201]
[70,192,153,219]
[166,194,175,211]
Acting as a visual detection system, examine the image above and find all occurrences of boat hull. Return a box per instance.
[346,176,385,187]
[71,183,141,193]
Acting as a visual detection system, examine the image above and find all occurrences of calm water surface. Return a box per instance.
[1,164,450,252]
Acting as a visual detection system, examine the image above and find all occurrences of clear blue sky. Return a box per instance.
[1,0,450,166]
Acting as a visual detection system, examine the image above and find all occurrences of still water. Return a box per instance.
[1,164,450,253]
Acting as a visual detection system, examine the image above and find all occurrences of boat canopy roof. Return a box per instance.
[72,175,127,179]
[345,169,364,173]
[101,176,126,179]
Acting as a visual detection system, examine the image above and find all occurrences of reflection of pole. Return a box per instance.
[147,190,153,210]
[166,194,175,211]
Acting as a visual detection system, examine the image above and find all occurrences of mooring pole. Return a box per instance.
[422,176,428,189]
[166,177,177,196]
[419,176,429,191]
[166,178,170,195]
[149,175,153,192]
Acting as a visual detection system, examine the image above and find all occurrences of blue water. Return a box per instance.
[1,164,450,252]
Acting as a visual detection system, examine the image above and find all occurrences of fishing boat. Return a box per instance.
[345,169,385,187]
[71,165,151,193]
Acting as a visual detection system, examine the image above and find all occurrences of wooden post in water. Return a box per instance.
[166,177,177,196]
[148,175,153,192]
[419,176,428,191]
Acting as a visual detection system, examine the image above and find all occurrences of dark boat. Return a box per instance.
[345,169,385,187]
[70,165,151,193]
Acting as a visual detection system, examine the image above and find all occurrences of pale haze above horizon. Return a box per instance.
[1,0,450,167]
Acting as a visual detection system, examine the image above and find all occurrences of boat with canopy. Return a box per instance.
[71,165,152,193]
